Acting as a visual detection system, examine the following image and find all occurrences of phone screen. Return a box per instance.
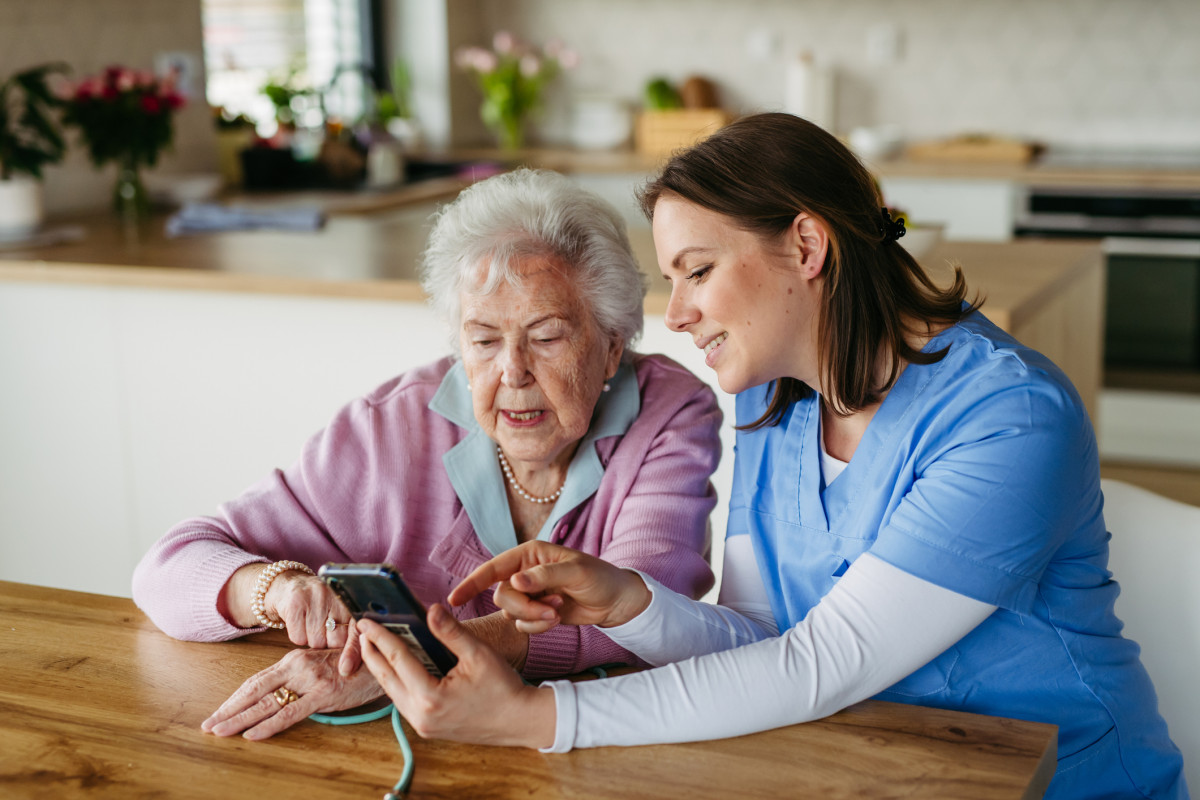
[318,563,458,677]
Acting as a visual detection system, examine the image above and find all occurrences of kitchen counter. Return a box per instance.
[442,146,1200,191]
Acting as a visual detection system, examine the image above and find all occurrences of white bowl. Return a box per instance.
[144,172,223,206]
[571,96,634,151]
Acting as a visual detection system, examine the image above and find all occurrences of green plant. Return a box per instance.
[262,67,315,126]
[0,62,69,181]
[455,32,577,150]
[374,59,412,123]
[643,77,682,111]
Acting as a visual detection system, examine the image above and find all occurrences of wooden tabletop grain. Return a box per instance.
[0,580,1056,799]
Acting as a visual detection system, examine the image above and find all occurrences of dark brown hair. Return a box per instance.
[638,112,980,428]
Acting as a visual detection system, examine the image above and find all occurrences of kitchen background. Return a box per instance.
[498,0,1200,152]
[3,0,1200,216]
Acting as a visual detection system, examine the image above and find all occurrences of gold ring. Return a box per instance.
[272,687,299,707]
[325,617,347,634]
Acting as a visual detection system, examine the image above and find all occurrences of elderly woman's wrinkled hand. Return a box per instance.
[448,541,652,634]
[201,646,383,740]
[358,608,555,748]
[266,571,352,650]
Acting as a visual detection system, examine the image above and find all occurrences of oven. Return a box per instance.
[1014,184,1200,392]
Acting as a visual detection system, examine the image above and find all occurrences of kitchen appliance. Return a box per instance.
[1014,183,1200,389]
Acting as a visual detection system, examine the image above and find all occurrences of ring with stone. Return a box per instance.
[272,687,299,707]
[325,617,348,634]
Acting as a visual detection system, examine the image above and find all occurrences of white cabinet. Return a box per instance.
[0,281,450,597]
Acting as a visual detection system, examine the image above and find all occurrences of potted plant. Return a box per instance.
[455,32,577,150]
[0,62,69,236]
[376,58,422,151]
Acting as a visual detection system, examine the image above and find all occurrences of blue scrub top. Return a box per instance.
[728,311,1187,799]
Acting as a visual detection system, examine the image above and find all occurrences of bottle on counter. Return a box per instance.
[784,52,836,133]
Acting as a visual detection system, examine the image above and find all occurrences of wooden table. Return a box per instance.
[0,580,1056,799]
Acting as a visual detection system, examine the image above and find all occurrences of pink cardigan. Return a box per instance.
[132,353,721,678]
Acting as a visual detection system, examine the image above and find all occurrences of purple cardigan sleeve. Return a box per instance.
[130,370,427,643]
[520,356,722,678]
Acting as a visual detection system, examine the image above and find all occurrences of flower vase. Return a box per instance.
[494,112,524,151]
[481,98,526,151]
[113,154,150,224]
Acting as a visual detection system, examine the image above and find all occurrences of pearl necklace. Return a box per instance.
[496,446,564,504]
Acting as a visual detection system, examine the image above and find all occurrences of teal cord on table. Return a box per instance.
[310,704,413,798]
[308,664,617,797]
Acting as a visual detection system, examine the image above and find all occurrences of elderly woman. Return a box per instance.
[131,168,721,740]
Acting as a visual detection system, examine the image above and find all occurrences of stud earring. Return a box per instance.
[602,382,611,393]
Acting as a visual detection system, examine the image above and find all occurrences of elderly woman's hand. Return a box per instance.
[202,644,384,740]
[221,564,353,649]
[265,570,353,649]
[358,607,555,748]
[449,541,652,634]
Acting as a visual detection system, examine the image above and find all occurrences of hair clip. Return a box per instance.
[879,207,907,244]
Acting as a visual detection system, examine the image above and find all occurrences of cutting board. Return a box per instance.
[905,136,1042,164]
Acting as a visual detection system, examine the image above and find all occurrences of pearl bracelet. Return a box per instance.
[250,560,313,629]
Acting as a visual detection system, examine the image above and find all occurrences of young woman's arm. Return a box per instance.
[544,552,995,751]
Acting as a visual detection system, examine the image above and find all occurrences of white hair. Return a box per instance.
[419,168,647,358]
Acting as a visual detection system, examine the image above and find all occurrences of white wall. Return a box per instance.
[460,0,1200,151]
[0,281,446,596]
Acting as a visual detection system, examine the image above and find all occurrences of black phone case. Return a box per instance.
[318,563,458,677]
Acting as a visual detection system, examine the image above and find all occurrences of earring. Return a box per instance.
[602,382,611,393]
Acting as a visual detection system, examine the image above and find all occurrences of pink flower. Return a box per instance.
[454,47,480,70]
[493,31,516,54]
[472,50,498,72]
[140,94,162,114]
[116,69,137,92]
[519,54,541,78]
[137,70,157,89]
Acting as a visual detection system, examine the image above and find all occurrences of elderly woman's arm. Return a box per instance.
[518,357,722,677]
[130,389,389,643]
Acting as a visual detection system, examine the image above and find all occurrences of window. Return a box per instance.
[201,0,369,136]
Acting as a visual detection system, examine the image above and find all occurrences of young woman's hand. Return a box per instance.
[201,646,384,740]
[358,606,555,748]
[448,541,652,634]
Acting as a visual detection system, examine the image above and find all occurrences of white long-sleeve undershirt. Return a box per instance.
[542,542,997,752]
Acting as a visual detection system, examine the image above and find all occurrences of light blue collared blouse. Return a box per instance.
[427,360,640,557]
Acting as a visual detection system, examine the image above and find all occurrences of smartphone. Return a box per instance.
[318,562,458,678]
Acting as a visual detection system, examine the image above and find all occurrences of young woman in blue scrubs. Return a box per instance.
[355,113,1188,798]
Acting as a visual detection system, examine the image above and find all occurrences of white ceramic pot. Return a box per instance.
[571,95,634,151]
[0,176,44,237]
